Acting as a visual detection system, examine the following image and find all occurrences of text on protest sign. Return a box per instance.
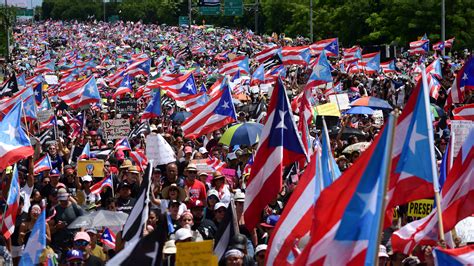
[450,120,474,158]
[102,119,130,140]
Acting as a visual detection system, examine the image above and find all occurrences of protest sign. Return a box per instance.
[44,75,59,85]
[37,109,54,123]
[191,159,214,174]
[145,134,175,167]
[329,93,350,110]
[102,119,130,140]
[77,160,105,178]
[314,103,341,117]
[222,168,236,187]
[455,216,474,243]
[450,120,474,157]
[407,199,434,218]
[176,240,217,266]
[116,98,138,114]
[372,110,384,125]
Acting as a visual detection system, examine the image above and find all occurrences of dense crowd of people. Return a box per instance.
[0,19,471,266]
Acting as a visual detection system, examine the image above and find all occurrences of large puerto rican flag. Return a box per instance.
[243,78,308,230]
[219,56,250,76]
[255,46,280,63]
[181,80,237,139]
[452,103,474,120]
[409,39,430,55]
[0,101,34,170]
[433,245,474,265]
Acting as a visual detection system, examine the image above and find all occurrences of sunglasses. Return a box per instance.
[74,240,89,247]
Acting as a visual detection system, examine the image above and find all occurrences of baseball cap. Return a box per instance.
[74,232,91,242]
[174,228,193,241]
[118,181,132,190]
[184,146,193,154]
[66,249,84,261]
[57,188,69,201]
[190,200,205,208]
[50,168,60,176]
[255,244,267,254]
[260,215,280,228]
[81,175,92,182]
[198,147,208,154]
[215,202,227,210]
[163,240,176,254]
[207,189,219,199]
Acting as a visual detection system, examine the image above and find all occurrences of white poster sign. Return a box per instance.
[450,120,474,157]
[329,93,350,110]
[146,134,176,167]
[102,119,130,140]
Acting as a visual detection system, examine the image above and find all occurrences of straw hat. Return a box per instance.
[161,184,186,202]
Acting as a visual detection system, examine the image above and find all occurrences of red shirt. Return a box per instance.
[185,179,207,206]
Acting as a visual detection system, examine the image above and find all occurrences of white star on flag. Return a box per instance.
[356,180,378,217]
[408,121,427,153]
[221,101,230,109]
[186,83,194,92]
[3,123,18,141]
[313,64,325,78]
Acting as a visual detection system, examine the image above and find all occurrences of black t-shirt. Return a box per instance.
[192,218,217,240]
[116,197,136,214]
[85,254,105,266]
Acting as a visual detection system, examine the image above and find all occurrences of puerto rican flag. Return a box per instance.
[0,102,34,170]
[219,56,250,76]
[385,70,439,226]
[243,154,253,176]
[130,149,148,172]
[23,95,37,122]
[309,38,339,57]
[206,156,227,172]
[58,76,101,109]
[433,245,474,265]
[125,58,151,77]
[115,137,132,151]
[33,82,42,105]
[79,142,91,160]
[90,175,114,195]
[391,130,473,254]
[34,154,52,174]
[141,91,161,121]
[305,50,333,89]
[280,46,311,66]
[361,52,381,74]
[181,80,237,139]
[409,39,430,55]
[100,228,116,249]
[0,87,34,116]
[381,60,397,73]
[452,103,474,120]
[2,165,20,239]
[250,65,265,86]
[158,72,205,112]
[445,56,474,110]
[444,37,455,48]
[105,67,126,88]
[255,46,280,63]
[113,75,133,99]
[343,46,362,64]
[432,41,445,51]
[295,115,397,265]
[266,147,325,265]
[243,78,308,230]
[34,60,55,74]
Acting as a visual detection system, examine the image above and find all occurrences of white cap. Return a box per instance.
[198,147,208,154]
[81,175,93,182]
[227,152,237,160]
[207,189,219,199]
[174,228,193,241]
[234,190,245,202]
[215,202,227,210]
[255,244,267,254]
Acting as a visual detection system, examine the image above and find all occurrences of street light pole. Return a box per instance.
[188,0,192,30]
[441,0,445,56]
[255,0,259,34]
[310,0,313,42]
[103,0,106,22]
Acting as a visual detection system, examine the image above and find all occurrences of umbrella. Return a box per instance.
[350,96,393,110]
[220,122,264,146]
[170,111,192,122]
[329,127,367,140]
[68,210,128,229]
[342,142,371,154]
[346,106,375,115]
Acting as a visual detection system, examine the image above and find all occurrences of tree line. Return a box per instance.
[40,0,474,49]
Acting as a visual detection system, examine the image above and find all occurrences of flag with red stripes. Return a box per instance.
[243,78,308,230]
[452,103,474,120]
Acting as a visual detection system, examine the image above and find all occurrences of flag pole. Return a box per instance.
[230,198,240,235]
[420,65,445,241]
[321,116,336,182]
[374,112,398,266]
